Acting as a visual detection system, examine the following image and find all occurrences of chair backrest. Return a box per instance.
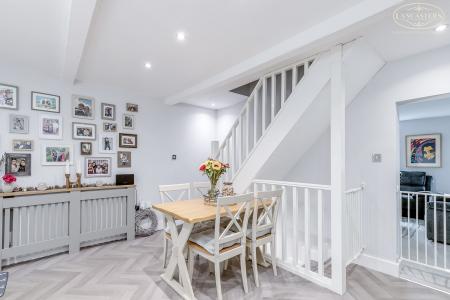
[252,189,283,239]
[191,181,210,198]
[158,183,191,203]
[213,193,253,256]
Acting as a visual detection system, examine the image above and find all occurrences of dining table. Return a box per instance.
[152,198,270,300]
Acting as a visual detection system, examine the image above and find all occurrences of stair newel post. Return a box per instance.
[330,44,346,295]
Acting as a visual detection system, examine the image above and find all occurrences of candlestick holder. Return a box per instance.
[76,173,82,188]
[65,174,71,189]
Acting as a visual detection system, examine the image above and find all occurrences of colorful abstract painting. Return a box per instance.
[406,134,441,168]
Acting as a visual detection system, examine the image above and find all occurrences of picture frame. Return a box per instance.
[406,134,441,168]
[123,114,135,129]
[126,103,138,112]
[31,91,60,113]
[101,103,116,120]
[117,151,132,168]
[80,142,92,155]
[9,114,29,134]
[119,133,137,148]
[12,139,33,152]
[99,134,116,154]
[0,83,18,110]
[72,95,95,119]
[103,122,117,132]
[41,144,73,166]
[72,122,96,140]
[39,114,63,139]
[5,153,31,176]
[85,157,112,178]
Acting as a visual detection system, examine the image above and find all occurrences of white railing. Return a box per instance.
[0,187,136,268]
[400,191,449,271]
[252,179,334,290]
[216,57,315,182]
[344,185,365,266]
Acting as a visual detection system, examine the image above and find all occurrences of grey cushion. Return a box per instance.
[246,224,272,239]
[189,229,240,254]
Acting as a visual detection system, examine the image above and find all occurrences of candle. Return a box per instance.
[76,160,81,174]
[65,160,70,174]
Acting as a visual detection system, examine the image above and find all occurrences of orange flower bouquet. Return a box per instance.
[199,158,229,204]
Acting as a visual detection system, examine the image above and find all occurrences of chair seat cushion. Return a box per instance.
[246,225,272,239]
[189,229,240,254]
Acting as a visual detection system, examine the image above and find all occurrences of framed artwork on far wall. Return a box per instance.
[5,153,31,176]
[72,95,95,119]
[126,103,138,112]
[39,114,63,139]
[101,103,116,120]
[72,122,96,140]
[406,133,441,168]
[9,114,29,134]
[99,134,116,154]
[117,151,131,168]
[80,142,92,155]
[12,139,33,152]
[31,92,60,113]
[119,133,137,148]
[0,83,18,110]
[85,157,112,178]
[41,144,73,166]
[103,122,117,132]
[123,114,135,129]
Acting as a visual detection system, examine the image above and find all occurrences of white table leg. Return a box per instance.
[161,216,196,300]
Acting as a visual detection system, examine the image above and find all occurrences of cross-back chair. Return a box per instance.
[191,181,210,198]
[248,189,283,287]
[187,193,253,300]
[159,183,191,268]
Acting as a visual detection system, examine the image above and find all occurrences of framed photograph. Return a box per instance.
[406,134,441,168]
[41,144,73,166]
[101,103,116,120]
[99,134,116,154]
[9,114,29,134]
[103,122,117,132]
[0,83,18,110]
[72,95,95,119]
[12,139,33,152]
[72,122,96,140]
[39,114,63,139]
[117,151,132,168]
[5,153,31,176]
[126,103,138,112]
[31,92,60,113]
[119,133,137,148]
[80,142,92,155]
[123,114,135,129]
[85,157,112,178]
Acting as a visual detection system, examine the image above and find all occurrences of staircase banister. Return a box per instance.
[252,179,331,191]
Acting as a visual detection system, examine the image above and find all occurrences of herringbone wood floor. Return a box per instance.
[3,232,449,300]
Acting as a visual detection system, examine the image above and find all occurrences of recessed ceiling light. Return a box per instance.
[435,24,448,32]
[144,62,152,69]
[177,31,186,41]
[211,103,216,108]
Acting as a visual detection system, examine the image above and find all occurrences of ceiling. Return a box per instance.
[398,94,450,121]
[0,0,449,110]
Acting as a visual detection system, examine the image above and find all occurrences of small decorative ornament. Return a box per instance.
[199,158,230,205]
[2,173,17,193]
[221,182,234,196]
[37,183,48,191]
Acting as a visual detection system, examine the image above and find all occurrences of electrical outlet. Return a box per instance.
[372,153,382,163]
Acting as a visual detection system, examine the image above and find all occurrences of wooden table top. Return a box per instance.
[152,198,243,224]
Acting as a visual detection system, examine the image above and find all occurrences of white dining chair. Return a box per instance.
[187,193,253,300]
[191,181,210,198]
[159,183,191,268]
[247,189,283,287]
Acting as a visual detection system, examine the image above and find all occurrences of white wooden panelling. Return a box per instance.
[0,187,135,269]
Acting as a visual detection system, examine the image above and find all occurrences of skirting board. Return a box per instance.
[354,254,399,277]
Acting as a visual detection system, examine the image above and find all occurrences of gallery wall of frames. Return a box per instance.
[0,82,138,188]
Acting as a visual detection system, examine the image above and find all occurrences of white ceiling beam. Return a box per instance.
[165,0,403,105]
[61,0,99,84]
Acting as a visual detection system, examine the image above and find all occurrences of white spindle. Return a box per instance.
[424,194,428,265]
[245,102,250,157]
[292,187,298,266]
[407,193,410,260]
[253,91,258,146]
[281,72,286,104]
[281,185,287,262]
[304,188,310,271]
[416,194,419,261]
[318,189,324,276]
[232,124,237,175]
[262,79,267,133]
[292,67,297,90]
[271,74,275,121]
[444,196,447,269]
[434,195,437,266]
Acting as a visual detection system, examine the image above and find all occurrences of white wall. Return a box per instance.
[0,64,216,209]
[399,116,450,193]
[216,101,245,144]
[286,44,450,264]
